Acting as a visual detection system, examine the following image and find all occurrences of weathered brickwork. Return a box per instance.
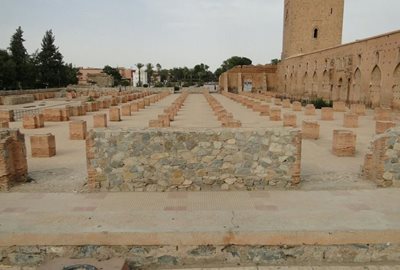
[0,129,28,191]
[363,127,400,187]
[86,128,302,192]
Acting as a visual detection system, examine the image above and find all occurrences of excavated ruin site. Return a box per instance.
[0,88,400,269]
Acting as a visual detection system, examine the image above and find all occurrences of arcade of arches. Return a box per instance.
[277,30,400,109]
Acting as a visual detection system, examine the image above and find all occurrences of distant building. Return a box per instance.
[219,0,400,110]
[78,67,134,87]
[132,69,148,86]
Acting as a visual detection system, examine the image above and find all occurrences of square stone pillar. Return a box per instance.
[30,134,56,158]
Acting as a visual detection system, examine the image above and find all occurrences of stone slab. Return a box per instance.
[0,189,399,246]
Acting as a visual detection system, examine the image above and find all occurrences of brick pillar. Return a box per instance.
[321,107,334,121]
[333,101,346,112]
[138,100,145,109]
[274,99,282,106]
[291,130,302,185]
[93,113,107,128]
[292,101,302,111]
[130,102,139,112]
[283,113,297,127]
[374,108,393,121]
[121,104,131,116]
[69,120,87,140]
[0,121,9,128]
[158,114,170,127]
[223,73,228,92]
[282,99,291,108]
[30,134,56,158]
[302,121,320,140]
[23,115,37,129]
[350,104,366,116]
[109,107,121,122]
[270,107,282,121]
[343,113,359,128]
[0,110,14,122]
[376,121,396,134]
[304,104,316,115]
[332,130,356,157]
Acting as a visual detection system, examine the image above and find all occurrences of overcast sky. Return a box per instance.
[0,0,399,71]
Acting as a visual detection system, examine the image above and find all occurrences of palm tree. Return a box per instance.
[146,63,154,85]
[156,63,162,73]
[136,63,144,86]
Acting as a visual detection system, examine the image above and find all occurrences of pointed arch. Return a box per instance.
[312,72,318,96]
[352,68,362,102]
[370,65,382,107]
[392,64,400,109]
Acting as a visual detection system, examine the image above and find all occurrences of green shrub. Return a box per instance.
[310,98,332,109]
[87,96,95,102]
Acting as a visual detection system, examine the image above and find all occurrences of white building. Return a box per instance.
[132,69,148,87]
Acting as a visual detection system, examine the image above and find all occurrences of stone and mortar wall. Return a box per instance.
[0,129,28,191]
[1,244,400,269]
[362,126,400,187]
[86,128,302,192]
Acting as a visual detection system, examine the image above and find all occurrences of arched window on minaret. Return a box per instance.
[313,28,319,39]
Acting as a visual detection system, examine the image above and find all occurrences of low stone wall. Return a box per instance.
[2,95,35,105]
[362,126,400,187]
[0,129,28,191]
[1,244,400,268]
[86,128,302,192]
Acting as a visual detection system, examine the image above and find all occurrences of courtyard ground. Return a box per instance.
[2,92,397,192]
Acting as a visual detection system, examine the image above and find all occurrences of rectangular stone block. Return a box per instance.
[274,99,282,106]
[292,101,302,112]
[30,134,56,158]
[0,110,14,122]
[321,107,334,121]
[0,129,28,190]
[376,121,396,134]
[302,121,320,140]
[270,107,282,121]
[37,114,44,128]
[130,102,139,112]
[333,101,346,112]
[138,100,145,109]
[223,120,242,128]
[283,113,297,127]
[22,115,37,129]
[144,98,151,106]
[374,108,393,121]
[350,104,366,116]
[109,107,121,122]
[149,119,163,128]
[332,130,356,157]
[43,108,63,122]
[93,114,107,128]
[343,113,359,128]
[121,104,131,116]
[158,114,170,127]
[69,120,87,140]
[282,99,291,108]
[304,104,316,115]
[0,121,9,128]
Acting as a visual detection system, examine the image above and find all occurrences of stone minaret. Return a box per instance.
[281,0,344,59]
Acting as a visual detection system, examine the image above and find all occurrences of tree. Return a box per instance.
[37,30,64,87]
[271,58,281,65]
[103,65,122,86]
[136,63,144,86]
[146,63,154,85]
[214,56,252,79]
[156,63,162,72]
[0,50,16,89]
[9,26,28,89]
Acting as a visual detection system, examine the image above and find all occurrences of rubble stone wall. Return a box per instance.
[86,128,302,192]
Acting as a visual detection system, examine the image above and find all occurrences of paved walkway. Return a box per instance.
[0,189,399,246]
[172,93,220,128]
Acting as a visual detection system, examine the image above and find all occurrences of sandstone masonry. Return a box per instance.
[86,128,302,192]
